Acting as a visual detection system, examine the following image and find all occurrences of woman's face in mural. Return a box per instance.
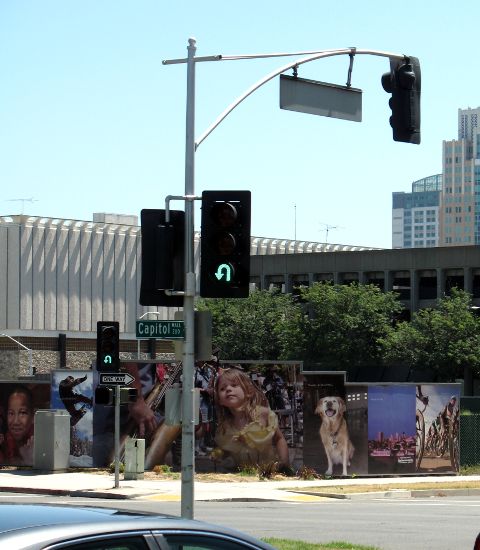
[7,392,33,443]
[217,378,246,409]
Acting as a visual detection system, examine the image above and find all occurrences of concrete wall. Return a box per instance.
[0,216,179,335]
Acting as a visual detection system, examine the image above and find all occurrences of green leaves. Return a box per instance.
[299,282,403,368]
[381,289,480,380]
[196,288,303,360]
[197,285,480,382]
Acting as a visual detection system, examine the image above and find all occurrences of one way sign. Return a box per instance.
[99,373,135,386]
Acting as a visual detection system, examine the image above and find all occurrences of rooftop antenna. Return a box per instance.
[294,203,297,241]
[319,222,343,243]
[5,197,38,214]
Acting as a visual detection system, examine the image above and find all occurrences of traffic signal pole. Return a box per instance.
[114,385,120,488]
[180,37,197,520]
[165,39,420,520]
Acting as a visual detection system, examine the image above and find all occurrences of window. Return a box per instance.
[414,212,424,223]
[162,534,263,549]
[63,536,151,550]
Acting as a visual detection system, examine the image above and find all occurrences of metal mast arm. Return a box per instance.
[194,48,406,148]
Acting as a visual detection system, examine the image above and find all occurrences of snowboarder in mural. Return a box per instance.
[59,375,92,426]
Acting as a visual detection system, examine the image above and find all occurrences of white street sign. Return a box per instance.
[99,372,135,386]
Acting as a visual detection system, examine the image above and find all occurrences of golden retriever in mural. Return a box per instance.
[315,396,354,476]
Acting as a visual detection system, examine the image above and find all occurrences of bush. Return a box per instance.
[108,461,124,473]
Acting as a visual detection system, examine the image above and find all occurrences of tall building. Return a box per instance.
[393,106,480,249]
[439,107,480,246]
[392,174,442,248]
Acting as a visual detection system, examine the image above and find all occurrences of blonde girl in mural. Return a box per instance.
[212,368,291,472]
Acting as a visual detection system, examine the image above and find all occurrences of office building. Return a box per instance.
[392,174,442,249]
[440,107,480,246]
[393,106,480,248]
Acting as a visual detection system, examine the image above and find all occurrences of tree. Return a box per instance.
[196,289,303,361]
[295,282,403,368]
[381,289,480,381]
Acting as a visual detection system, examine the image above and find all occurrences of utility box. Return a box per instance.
[124,438,145,480]
[33,409,70,471]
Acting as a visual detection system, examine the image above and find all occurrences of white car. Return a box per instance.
[0,503,277,550]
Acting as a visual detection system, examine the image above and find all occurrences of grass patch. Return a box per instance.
[460,464,480,475]
[263,538,380,549]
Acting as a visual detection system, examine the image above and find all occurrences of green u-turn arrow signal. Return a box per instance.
[214,263,232,282]
[103,355,113,364]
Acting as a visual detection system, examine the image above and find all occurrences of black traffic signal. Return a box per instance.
[381,56,421,144]
[200,190,251,298]
[96,321,120,372]
[140,209,184,307]
[120,387,138,404]
[95,385,113,405]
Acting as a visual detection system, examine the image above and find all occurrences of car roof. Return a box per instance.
[0,503,167,531]
[0,504,275,549]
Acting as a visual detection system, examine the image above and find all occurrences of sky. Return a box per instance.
[1,1,479,249]
[368,386,416,439]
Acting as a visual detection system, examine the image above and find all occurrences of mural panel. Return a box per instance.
[0,381,50,466]
[50,370,94,467]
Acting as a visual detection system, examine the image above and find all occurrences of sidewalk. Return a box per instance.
[1,470,480,502]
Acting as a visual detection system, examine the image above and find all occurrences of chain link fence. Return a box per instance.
[460,414,480,466]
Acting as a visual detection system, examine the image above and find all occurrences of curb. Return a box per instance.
[410,488,480,498]
[288,489,411,500]
[71,491,138,500]
[1,484,480,502]
[0,486,138,500]
[0,487,72,497]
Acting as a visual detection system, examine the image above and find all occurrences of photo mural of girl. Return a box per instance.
[211,368,291,472]
[3,385,35,465]
[0,382,50,466]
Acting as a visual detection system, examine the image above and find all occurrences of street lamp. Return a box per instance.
[163,38,419,519]
[1,333,33,376]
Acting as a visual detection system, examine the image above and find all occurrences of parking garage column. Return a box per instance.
[284,274,292,293]
[436,268,445,299]
[410,270,419,312]
[384,270,393,292]
[464,267,473,294]
[260,274,268,291]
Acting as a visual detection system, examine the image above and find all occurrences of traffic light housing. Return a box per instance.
[120,387,138,404]
[94,386,137,405]
[381,56,421,144]
[200,190,251,298]
[96,321,120,372]
[95,386,113,405]
[139,209,184,307]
